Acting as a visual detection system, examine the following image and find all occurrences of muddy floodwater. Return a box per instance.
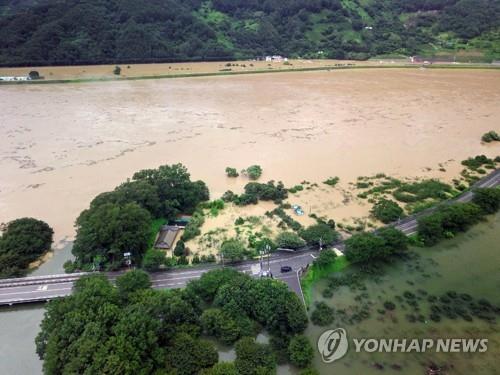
[1,68,500,373]
[307,213,500,374]
[1,68,499,246]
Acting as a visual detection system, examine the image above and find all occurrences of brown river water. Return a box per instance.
[0,68,499,373]
[1,68,499,246]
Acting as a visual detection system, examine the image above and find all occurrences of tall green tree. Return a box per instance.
[72,202,151,270]
[299,223,338,246]
[0,217,53,278]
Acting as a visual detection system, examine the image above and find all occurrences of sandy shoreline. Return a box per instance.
[1,68,499,246]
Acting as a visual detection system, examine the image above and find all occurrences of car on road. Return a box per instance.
[280,265,292,273]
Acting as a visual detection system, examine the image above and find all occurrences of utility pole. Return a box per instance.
[266,244,270,273]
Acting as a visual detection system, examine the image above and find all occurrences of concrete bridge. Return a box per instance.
[1,168,499,307]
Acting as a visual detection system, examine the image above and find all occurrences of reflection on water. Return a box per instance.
[307,214,500,374]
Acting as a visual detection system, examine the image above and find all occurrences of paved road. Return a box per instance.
[1,168,498,306]
[0,250,315,306]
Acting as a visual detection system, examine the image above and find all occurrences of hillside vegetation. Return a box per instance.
[0,0,500,66]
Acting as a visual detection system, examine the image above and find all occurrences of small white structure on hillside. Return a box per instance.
[265,55,286,62]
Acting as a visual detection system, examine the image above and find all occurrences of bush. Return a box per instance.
[393,179,452,203]
[288,335,314,368]
[275,231,306,250]
[481,131,500,143]
[113,65,121,75]
[220,239,246,262]
[323,177,339,186]
[234,181,288,206]
[174,240,186,257]
[311,302,334,326]
[384,301,396,310]
[371,198,404,223]
[181,211,205,241]
[243,165,263,180]
[269,207,302,231]
[222,190,236,202]
[142,249,166,271]
[225,167,239,177]
[461,155,495,170]
[288,185,304,194]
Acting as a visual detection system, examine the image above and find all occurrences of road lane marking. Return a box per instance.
[0,286,73,297]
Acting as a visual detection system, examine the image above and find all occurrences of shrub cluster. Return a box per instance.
[371,198,404,223]
[461,155,496,171]
[392,179,453,203]
[481,131,500,143]
[226,181,288,206]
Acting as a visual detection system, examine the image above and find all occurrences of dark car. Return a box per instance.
[280,265,292,273]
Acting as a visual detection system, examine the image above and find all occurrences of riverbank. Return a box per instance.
[0,60,500,85]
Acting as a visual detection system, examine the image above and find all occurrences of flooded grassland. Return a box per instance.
[306,213,500,374]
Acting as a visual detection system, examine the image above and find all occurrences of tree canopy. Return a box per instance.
[344,227,408,263]
[417,202,485,246]
[220,239,246,263]
[36,269,309,374]
[472,187,500,214]
[1,0,499,66]
[0,217,53,278]
[299,223,338,247]
[71,163,208,271]
[275,231,306,250]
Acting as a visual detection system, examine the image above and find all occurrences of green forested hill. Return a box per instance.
[0,0,499,66]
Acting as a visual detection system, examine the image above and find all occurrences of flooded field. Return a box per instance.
[306,213,500,374]
[0,68,499,251]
